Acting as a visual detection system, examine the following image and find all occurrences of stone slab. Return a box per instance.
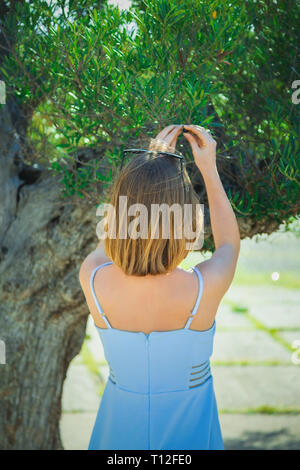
[211,365,300,410]
[60,412,96,450]
[62,363,100,412]
[221,414,300,450]
[211,330,291,363]
[225,285,300,328]
[215,304,254,329]
[277,331,300,365]
[59,411,300,450]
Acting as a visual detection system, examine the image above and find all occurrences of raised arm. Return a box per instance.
[183,125,240,296]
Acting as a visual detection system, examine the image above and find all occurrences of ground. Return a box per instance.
[59,222,300,450]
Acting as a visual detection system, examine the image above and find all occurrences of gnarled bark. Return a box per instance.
[0,104,95,449]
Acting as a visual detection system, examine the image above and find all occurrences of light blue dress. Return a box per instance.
[88,261,224,450]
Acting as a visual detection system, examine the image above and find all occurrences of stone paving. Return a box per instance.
[60,228,300,450]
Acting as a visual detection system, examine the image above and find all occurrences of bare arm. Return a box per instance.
[183,125,240,295]
[201,168,240,289]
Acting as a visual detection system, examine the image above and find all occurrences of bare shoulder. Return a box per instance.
[78,246,112,329]
[79,243,111,288]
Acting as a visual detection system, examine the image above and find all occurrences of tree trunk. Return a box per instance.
[0,104,95,449]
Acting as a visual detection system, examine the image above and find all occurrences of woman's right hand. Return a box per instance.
[150,124,183,152]
[183,125,217,175]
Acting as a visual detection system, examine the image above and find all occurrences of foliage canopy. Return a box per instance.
[0,0,299,246]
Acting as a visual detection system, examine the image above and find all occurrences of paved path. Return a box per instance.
[60,228,300,450]
[60,412,300,451]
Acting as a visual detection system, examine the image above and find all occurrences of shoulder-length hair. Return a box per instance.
[103,139,203,276]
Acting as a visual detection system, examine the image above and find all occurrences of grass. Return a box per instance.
[211,360,294,366]
[233,269,300,290]
[244,313,296,353]
[80,341,107,396]
[221,296,298,355]
[179,227,300,290]
[223,298,249,313]
[220,406,300,415]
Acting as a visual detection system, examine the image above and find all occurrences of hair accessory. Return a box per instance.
[120,147,186,196]
[121,148,183,169]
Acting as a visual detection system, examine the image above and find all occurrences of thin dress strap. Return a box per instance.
[184,266,204,330]
[90,261,113,329]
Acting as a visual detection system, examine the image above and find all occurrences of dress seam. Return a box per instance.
[147,336,150,451]
[107,375,213,395]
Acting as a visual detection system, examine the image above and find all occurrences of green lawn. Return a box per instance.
[180,222,300,289]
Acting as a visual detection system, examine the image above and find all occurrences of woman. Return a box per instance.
[79,124,240,450]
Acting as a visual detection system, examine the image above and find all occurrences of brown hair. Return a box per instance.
[103,139,202,276]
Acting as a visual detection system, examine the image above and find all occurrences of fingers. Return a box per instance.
[168,125,184,149]
[156,124,183,142]
[184,128,204,148]
[183,125,216,146]
[183,131,199,151]
[155,124,177,141]
[154,124,183,152]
